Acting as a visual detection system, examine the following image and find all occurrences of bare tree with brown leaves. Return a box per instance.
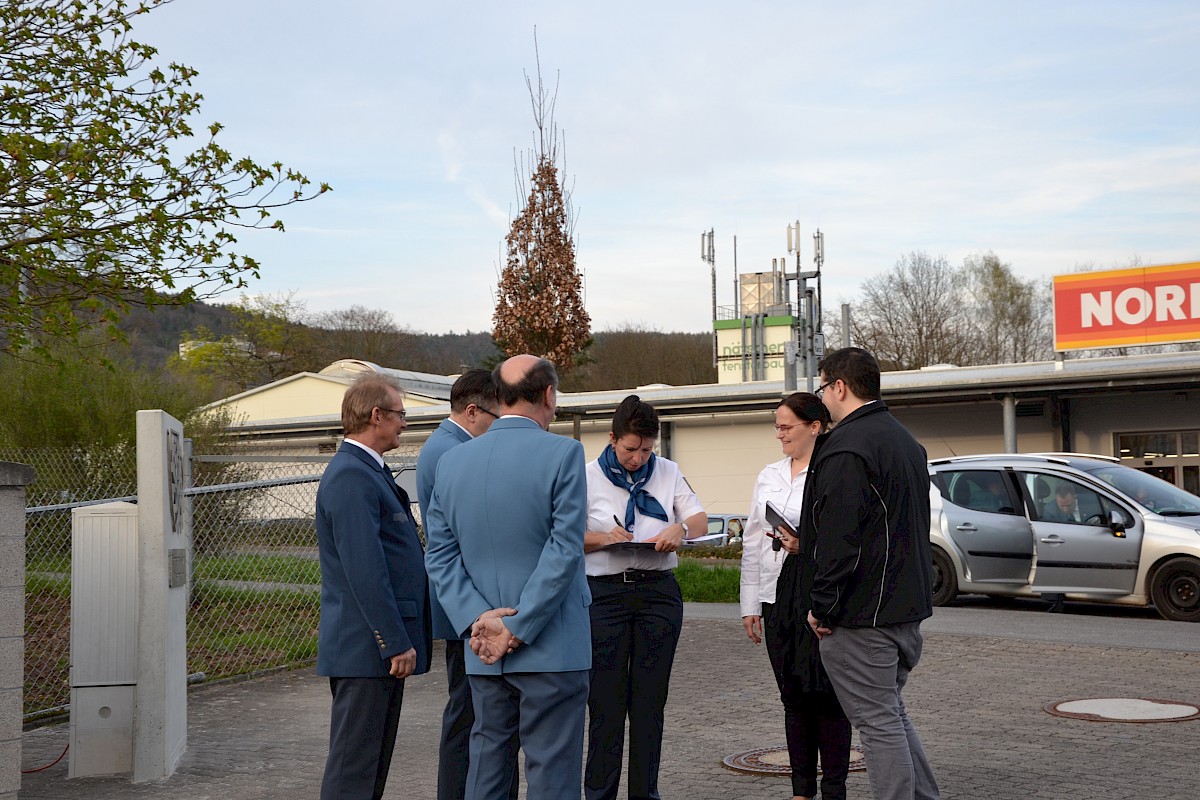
[492,40,591,372]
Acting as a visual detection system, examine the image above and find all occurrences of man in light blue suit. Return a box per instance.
[316,374,431,800]
[426,355,591,800]
[416,369,518,800]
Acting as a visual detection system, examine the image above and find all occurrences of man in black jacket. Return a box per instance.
[804,347,940,800]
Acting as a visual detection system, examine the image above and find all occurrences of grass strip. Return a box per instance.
[674,559,740,603]
[192,553,320,585]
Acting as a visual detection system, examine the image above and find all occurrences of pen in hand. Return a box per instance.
[609,514,634,546]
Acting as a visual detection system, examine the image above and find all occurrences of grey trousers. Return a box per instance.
[466,670,589,800]
[819,622,940,800]
[438,640,519,800]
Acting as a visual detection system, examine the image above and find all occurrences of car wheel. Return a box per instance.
[931,547,958,606]
[1150,557,1200,622]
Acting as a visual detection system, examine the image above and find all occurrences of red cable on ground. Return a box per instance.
[21,743,68,774]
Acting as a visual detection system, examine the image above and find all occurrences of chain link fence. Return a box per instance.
[15,443,419,720]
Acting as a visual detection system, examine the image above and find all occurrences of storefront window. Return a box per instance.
[1116,430,1200,493]
[1185,466,1199,496]
[1119,433,1178,459]
[1183,432,1199,458]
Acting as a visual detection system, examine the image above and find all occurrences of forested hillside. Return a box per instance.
[117,298,715,394]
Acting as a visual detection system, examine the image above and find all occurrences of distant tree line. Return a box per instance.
[169,294,713,398]
[847,250,1054,371]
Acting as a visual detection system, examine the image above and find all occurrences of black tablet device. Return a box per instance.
[764,500,798,538]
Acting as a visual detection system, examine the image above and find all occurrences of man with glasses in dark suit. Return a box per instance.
[316,374,431,800]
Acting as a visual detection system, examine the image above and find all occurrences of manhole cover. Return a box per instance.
[1044,698,1200,723]
[722,745,866,775]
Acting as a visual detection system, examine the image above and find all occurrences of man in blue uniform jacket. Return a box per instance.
[426,355,591,800]
[416,368,518,800]
[316,374,431,800]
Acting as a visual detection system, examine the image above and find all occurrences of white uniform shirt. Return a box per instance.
[585,456,705,575]
[739,456,809,618]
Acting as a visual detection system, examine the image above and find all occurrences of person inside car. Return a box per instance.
[969,474,1011,513]
[1043,484,1082,522]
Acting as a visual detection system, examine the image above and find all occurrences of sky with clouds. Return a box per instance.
[132,0,1200,335]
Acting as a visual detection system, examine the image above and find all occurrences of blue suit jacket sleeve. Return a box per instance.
[417,421,474,640]
[506,441,587,645]
[425,475,492,638]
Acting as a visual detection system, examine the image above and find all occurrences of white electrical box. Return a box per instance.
[68,685,135,777]
[69,502,139,777]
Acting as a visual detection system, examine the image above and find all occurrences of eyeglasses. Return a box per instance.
[774,421,818,433]
[476,405,500,419]
[379,407,407,420]
[815,379,837,397]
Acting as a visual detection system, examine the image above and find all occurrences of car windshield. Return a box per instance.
[1082,464,1200,516]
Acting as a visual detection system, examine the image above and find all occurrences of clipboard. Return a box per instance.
[764,500,798,539]
[597,540,658,552]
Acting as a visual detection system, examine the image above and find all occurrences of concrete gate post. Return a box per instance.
[0,461,35,800]
[133,411,190,782]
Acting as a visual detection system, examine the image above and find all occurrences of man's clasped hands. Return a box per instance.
[469,607,522,665]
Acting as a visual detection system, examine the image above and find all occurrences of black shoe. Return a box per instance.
[1045,593,1065,613]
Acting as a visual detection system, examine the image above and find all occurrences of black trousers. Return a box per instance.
[762,602,852,800]
[322,676,404,800]
[585,572,683,800]
[437,640,520,800]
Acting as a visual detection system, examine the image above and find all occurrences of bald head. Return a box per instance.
[498,354,542,387]
[494,355,559,428]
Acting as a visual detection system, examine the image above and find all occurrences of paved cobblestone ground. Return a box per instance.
[21,613,1200,799]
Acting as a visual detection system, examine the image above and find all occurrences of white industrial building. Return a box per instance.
[209,351,1200,516]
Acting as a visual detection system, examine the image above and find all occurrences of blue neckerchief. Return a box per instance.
[598,444,669,531]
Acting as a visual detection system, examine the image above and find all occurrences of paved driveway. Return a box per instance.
[21,605,1200,799]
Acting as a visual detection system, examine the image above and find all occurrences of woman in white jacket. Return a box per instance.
[740,392,851,800]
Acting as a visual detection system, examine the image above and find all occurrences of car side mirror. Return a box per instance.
[1109,509,1127,537]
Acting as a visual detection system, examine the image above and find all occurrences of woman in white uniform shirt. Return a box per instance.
[740,392,850,800]
[584,395,707,800]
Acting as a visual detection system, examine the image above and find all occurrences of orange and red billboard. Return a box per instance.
[1053,261,1200,351]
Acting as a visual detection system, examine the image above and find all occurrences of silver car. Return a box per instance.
[686,514,747,547]
[928,453,1200,622]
